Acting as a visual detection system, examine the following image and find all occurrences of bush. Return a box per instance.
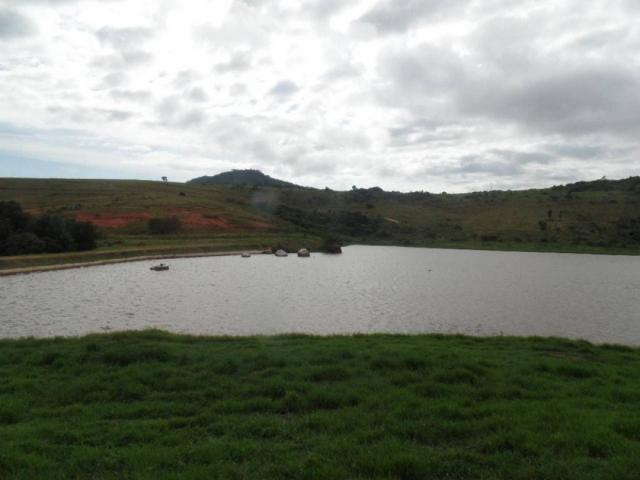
[3,233,45,255]
[148,217,182,235]
[0,201,30,231]
[33,214,73,252]
[68,220,97,251]
[0,217,12,244]
[0,202,98,255]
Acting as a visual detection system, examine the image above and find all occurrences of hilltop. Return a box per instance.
[1,175,639,269]
[188,169,299,188]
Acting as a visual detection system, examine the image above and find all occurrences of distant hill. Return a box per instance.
[1,175,639,258]
[188,169,299,188]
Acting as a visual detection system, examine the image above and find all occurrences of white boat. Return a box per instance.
[297,248,310,257]
[274,249,288,257]
[150,263,169,271]
[241,252,251,258]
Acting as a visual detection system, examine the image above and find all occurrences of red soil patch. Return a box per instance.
[180,213,232,229]
[75,212,152,228]
[75,210,273,231]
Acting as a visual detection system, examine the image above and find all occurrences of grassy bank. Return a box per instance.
[359,238,640,256]
[1,331,639,479]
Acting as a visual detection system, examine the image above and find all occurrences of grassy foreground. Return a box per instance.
[1,332,640,479]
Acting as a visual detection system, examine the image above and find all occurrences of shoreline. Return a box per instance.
[0,249,266,277]
[2,240,640,276]
[1,328,637,347]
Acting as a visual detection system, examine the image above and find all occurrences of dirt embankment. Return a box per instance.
[75,212,153,228]
[74,210,273,231]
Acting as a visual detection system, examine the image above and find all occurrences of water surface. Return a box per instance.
[1,246,639,344]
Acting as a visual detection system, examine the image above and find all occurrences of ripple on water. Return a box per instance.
[1,246,640,343]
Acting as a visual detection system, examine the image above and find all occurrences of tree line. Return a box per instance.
[0,201,97,256]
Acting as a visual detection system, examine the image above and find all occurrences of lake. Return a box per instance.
[1,246,639,344]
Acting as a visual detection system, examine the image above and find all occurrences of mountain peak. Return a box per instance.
[188,169,298,188]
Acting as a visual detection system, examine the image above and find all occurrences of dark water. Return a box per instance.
[1,246,639,343]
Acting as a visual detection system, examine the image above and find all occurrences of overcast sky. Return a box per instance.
[0,0,639,192]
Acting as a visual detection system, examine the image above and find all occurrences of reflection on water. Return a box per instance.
[1,246,640,344]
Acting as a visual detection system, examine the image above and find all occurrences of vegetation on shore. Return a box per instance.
[1,174,639,269]
[1,331,639,479]
[0,201,97,255]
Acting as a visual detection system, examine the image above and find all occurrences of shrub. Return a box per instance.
[0,201,30,231]
[68,220,97,251]
[33,213,73,252]
[0,202,98,255]
[3,233,45,255]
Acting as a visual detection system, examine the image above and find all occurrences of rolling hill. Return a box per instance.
[188,169,299,188]
[1,175,639,268]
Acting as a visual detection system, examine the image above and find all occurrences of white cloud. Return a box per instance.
[0,0,638,191]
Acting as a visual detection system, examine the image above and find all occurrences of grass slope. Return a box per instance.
[1,331,640,479]
[1,176,639,270]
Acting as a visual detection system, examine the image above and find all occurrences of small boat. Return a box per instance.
[241,252,251,258]
[150,263,169,271]
[274,249,288,257]
[297,248,310,257]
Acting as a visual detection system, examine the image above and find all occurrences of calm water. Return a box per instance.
[1,246,639,344]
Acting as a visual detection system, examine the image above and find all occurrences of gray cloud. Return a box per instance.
[229,83,247,96]
[92,26,153,71]
[269,80,299,96]
[99,71,128,88]
[155,96,180,118]
[0,8,36,39]
[173,70,198,88]
[155,96,205,129]
[175,109,205,128]
[544,143,635,160]
[214,51,252,73]
[461,66,640,136]
[186,87,208,103]
[99,108,134,122]
[110,89,151,102]
[428,149,553,177]
[47,105,133,123]
[95,26,152,49]
[376,35,640,143]
[376,44,464,113]
[388,120,469,147]
[322,61,361,82]
[91,50,153,69]
[358,0,465,34]
[302,0,348,20]
[4,0,117,4]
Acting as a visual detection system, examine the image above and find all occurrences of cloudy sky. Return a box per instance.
[0,0,639,192]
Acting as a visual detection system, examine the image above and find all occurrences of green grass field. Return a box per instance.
[1,331,639,479]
